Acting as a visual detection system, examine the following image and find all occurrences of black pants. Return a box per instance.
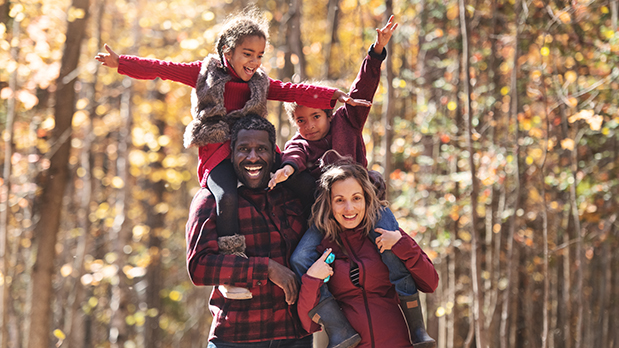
[207,159,239,237]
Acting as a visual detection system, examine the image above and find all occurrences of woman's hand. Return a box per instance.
[306,248,334,281]
[95,44,120,68]
[374,228,402,253]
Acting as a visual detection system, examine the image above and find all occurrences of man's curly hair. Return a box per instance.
[230,114,276,150]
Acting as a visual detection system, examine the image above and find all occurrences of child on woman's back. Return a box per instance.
[96,7,369,300]
[269,16,436,348]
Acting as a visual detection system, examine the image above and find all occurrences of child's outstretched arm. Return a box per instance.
[95,44,120,68]
[268,164,295,190]
[373,15,399,55]
[94,43,201,88]
[332,90,372,107]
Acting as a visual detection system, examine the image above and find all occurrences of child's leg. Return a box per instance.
[281,170,316,213]
[208,160,252,299]
[290,225,332,300]
[369,207,418,296]
[297,226,361,347]
[207,159,239,238]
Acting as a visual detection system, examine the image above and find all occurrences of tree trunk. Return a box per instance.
[459,0,485,346]
[570,130,584,348]
[109,78,134,348]
[142,112,166,348]
[0,16,19,348]
[27,1,89,347]
[381,0,394,200]
[322,0,340,79]
[500,0,522,345]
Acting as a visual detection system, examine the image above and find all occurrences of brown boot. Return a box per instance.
[399,293,436,348]
[308,297,361,348]
[217,235,252,300]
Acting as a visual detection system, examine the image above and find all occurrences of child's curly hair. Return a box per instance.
[215,6,270,69]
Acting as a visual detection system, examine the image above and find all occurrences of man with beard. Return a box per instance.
[185,114,311,348]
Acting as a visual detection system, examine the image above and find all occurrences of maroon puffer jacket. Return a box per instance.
[297,227,439,348]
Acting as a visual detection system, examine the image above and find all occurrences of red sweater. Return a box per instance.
[118,55,337,185]
[281,45,385,178]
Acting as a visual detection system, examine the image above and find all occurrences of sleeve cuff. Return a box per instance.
[368,44,387,61]
[249,256,271,288]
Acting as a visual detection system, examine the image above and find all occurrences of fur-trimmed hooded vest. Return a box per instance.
[183,54,269,148]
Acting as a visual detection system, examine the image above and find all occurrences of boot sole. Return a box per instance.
[331,333,361,348]
[412,341,436,348]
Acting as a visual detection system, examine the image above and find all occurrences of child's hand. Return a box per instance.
[374,15,399,54]
[374,227,402,253]
[306,249,334,281]
[268,165,295,190]
[95,44,120,68]
[333,90,372,107]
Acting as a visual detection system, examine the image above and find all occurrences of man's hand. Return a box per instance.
[332,90,372,107]
[374,15,399,54]
[268,165,295,190]
[268,259,299,305]
[95,44,120,68]
[374,227,402,253]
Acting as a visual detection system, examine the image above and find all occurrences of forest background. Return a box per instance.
[0,0,618,347]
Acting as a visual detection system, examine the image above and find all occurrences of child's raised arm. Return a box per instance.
[95,44,120,68]
[374,15,399,54]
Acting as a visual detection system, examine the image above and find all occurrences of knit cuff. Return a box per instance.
[368,44,387,61]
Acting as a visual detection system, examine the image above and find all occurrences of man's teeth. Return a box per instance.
[245,165,262,177]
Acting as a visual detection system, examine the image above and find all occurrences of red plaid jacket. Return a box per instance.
[186,186,309,343]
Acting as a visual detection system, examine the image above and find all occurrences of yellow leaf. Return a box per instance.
[564,70,577,83]
[561,138,575,150]
[568,109,594,123]
[447,4,459,20]
[169,290,182,301]
[53,329,66,340]
[540,47,550,56]
[559,12,571,23]
[586,114,603,131]
[566,97,578,108]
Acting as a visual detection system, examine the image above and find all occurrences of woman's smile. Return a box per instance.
[331,177,366,230]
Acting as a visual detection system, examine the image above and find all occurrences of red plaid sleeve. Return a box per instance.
[185,188,270,289]
[185,187,309,342]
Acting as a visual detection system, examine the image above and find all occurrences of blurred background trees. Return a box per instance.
[0,0,618,347]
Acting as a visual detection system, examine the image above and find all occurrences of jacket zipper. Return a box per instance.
[343,232,376,348]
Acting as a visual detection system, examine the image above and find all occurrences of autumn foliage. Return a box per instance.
[0,0,618,347]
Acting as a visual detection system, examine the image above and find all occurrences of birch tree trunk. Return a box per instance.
[500,0,522,345]
[381,0,395,200]
[459,0,485,346]
[0,15,20,348]
[28,1,89,347]
[109,78,134,348]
